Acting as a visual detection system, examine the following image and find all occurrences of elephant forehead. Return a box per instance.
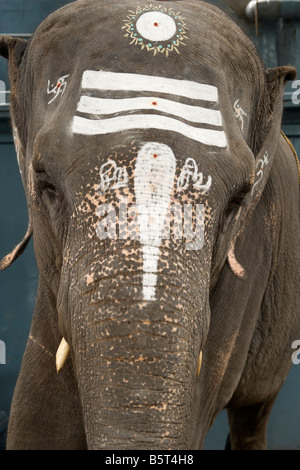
[31,2,241,144]
[70,70,226,149]
[27,0,262,169]
[28,0,255,199]
[28,0,263,125]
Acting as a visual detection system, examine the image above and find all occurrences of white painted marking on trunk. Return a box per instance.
[134,143,176,301]
[73,114,226,147]
[81,70,218,102]
[77,95,222,126]
[136,11,177,42]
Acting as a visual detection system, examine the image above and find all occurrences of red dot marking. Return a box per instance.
[152,101,158,106]
[153,153,158,158]
[154,22,159,27]
[57,82,61,88]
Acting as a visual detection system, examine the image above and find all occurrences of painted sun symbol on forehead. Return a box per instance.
[122,4,188,56]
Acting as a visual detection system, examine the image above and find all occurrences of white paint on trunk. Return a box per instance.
[134,143,176,301]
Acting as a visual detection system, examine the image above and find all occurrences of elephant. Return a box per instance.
[0,0,299,450]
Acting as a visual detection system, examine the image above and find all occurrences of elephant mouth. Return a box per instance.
[56,336,203,378]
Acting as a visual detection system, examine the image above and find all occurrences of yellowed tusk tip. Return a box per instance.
[197,350,203,377]
[56,337,70,373]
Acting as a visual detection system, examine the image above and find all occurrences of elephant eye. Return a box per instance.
[40,180,58,197]
[221,191,247,234]
[225,181,251,217]
[36,171,59,201]
[226,195,244,213]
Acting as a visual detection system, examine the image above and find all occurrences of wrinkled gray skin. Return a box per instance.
[1,0,299,450]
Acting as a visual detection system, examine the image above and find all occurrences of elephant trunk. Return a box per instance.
[64,247,209,450]
[77,319,192,448]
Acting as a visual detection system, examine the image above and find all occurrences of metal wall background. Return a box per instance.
[0,0,299,450]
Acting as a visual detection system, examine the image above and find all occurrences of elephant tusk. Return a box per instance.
[56,337,70,373]
[197,350,203,377]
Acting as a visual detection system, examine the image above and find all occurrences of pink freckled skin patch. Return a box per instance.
[228,243,246,279]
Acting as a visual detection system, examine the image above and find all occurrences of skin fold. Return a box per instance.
[0,0,299,450]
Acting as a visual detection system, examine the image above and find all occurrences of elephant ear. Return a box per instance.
[0,36,28,76]
[0,36,32,270]
[247,66,295,203]
[228,65,296,278]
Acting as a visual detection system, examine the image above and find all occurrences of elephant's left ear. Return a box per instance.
[228,65,296,277]
[265,66,296,111]
[239,65,296,209]
[249,65,295,194]
[248,65,296,195]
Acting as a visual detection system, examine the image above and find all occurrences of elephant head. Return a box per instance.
[1,0,298,450]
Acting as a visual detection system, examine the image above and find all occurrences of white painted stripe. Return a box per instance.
[73,114,227,147]
[81,70,218,102]
[134,143,176,301]
[77,96,223,127]
[142,248,160,302]
[143,284,156,302]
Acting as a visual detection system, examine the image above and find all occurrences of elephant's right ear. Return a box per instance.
[0,37,32,270]
[0,36,29,151]
[0,36,28,89]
